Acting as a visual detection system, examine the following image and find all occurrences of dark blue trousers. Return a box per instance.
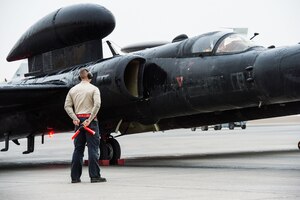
[71,118,100,180]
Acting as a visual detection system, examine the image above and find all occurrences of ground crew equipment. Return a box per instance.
[72,125,95,140]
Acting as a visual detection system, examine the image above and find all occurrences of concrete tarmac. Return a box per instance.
[0,124,300,200]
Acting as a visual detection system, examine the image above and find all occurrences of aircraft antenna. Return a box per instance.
[106,40,119,56]
[250,33,259,40]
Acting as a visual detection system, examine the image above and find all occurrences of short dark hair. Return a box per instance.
[79,68,89,79]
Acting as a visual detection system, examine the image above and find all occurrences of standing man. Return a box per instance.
[64,68,106,183]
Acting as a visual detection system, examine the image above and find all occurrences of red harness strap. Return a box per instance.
[76,114,97,121]
[76,114,91,118]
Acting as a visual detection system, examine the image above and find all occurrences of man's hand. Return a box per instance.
[82,119,91,127]
[73,119,80,126]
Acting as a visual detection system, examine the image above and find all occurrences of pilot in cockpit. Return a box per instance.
[217,36,249,53]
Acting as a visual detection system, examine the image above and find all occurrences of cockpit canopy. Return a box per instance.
[191,31,257,55]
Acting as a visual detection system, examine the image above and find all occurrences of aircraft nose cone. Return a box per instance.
[279,45,300,100]
[254,44,300,104]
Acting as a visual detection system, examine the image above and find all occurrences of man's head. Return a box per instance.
[79,68,93,81]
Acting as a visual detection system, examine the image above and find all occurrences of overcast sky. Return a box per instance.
[0,0,300,81]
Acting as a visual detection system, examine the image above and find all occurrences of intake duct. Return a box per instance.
[93,55,146,107]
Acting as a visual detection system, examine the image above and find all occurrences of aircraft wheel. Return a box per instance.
[201,126,208,131]
[107,138,121,165]
[298,141,300,150]
[229,123,235,130]
[241,125,246,129]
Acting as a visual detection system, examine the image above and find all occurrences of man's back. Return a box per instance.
[65,81,101,122]
[69,82,100,114]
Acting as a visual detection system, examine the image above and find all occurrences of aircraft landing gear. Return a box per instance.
[23,135,35,154]
[100,136,121,165]
[1,133,20,152]
[1,133,9,152]
[298,141,300,150]
[229,123,235,130]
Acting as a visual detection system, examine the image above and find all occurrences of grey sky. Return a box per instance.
[1,0,300,80]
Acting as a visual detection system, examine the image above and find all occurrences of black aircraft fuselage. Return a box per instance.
[1,4,300,160]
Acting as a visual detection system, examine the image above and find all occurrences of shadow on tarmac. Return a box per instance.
[0,149,298,170]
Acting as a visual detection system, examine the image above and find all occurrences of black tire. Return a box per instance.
[241,125,246,129]
[107,138,121,165]
[191,127,196,131]
[298,141,300,150]
[201,126,208,131]
[229,123,234,130]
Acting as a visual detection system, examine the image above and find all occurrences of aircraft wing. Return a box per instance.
[0,83,69,112]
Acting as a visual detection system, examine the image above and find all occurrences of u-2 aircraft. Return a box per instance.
[1,4,300,163]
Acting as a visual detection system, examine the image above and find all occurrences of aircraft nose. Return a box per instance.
[254,44,300,104]
[279,45,300,100]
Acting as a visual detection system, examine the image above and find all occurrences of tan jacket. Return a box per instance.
[64,81,101,121]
